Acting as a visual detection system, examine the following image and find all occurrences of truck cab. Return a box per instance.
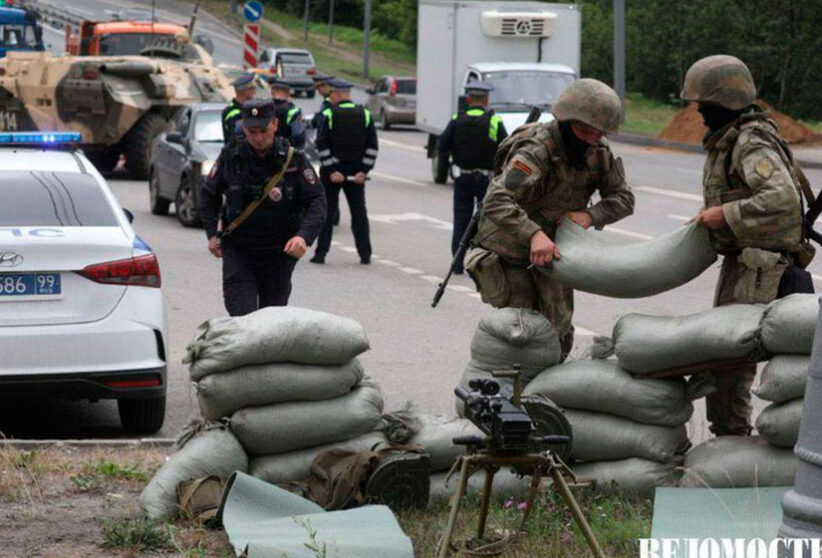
[0,8,44,57]
[66,21,188,57]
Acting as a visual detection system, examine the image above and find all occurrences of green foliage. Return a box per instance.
[99,517,175,552]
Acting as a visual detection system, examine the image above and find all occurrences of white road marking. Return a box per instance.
[421,275,443,283]
[634,185,703,202]
[369,212,452,230]
[667,214,692,222]
[469,293,482,299]
[331,240,342,246]
[814,274,822,283]
[377,259,402,267]
[340,246,357,253]
[399,267,423,274]
[370,171,430,188]
[575,327,598,337]
[379,138,426,154]
[675,167,703,175]
[447,285,473,293]
[605,227,654,240]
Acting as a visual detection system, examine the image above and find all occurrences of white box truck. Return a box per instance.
[416,0,581,182]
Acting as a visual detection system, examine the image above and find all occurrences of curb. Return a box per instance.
[613,132,822,170]
[0,438,176,449]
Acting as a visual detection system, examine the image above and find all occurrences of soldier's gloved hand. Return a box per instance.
[208,236,223,259]
[565,211,593,229]
[353,172,366,185]
[330,171,345,183]
[284,236,308,259]
[690,206,726,230]
[529,230,561,267]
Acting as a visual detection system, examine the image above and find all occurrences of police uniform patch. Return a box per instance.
[512,159,533,175]
[302,167,318,184]
[755,157,774,179]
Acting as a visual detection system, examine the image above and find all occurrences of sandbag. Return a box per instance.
[544,220,717,299]
[185,307,370,380]
[572,458,680,497]
[755,398,803,448]
[249,431,387,485]
[754,355,810,403]
[564,409,689,463]
[595,304,765,374]
[429,468,529,502]
[408,416,483,472]
[679,436,797,488]
[139,425,248,519]
[523,360,693,426]
[196,360,365,420]
[761,294,819,354]
[230,380,384,455]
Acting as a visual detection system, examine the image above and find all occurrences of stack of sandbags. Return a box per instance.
[680,436,797,488]
[184,307,388,486]
[456,308,563,415]
[523,360,691,496]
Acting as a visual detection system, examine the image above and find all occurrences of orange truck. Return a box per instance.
[65,21,186,56]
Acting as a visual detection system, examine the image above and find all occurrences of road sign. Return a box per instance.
[243,23,260,69]
[243,1,263,23]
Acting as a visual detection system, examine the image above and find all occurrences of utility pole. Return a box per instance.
[328,0,335,45]
[363,0,372,78]
[230,0,237,15]
[613,0,626,120]
[302,0,309,42]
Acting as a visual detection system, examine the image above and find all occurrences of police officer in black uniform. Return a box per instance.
[267,76,306,149]
[201,100,327,316]
[222,73,256,142]
[311,78,379,264]
[310,72,335,130]
[438,81,508,273]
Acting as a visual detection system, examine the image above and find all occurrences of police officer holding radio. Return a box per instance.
[201,99,327,316]
[222,73,256,142]
[267,76,306,149]
[311,78,379,264]
[438,81,508,273]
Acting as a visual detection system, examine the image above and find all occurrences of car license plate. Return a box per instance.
[0,273,62,300]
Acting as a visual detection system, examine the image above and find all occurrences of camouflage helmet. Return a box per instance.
[680,55,756,110]
[552,78,622,134]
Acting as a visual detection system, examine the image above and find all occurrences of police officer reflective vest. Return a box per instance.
[451,108,502,170]
[273,100,301,143]
[323,101,370,164]
[222,99,243,142]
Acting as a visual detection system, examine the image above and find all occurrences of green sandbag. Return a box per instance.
[196,359,365,420]
[523,360,693,426]
[679,436,797,488]
[185,307,370,380]
[139,424,248,519]
[755,398,803,448]
[230,379,384,456]
[564,409,689,463]
[249,431,387,485]
[428,468,529,502]
[593,304,764,374]
[760,294,819,355]
[572,458,680,497]
[408,415,483,472]
[754,355,809,403]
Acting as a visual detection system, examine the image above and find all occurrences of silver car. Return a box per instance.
[366,76,416,129]
[258,48,317,97]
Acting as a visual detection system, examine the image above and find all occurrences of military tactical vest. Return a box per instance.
[702,112,802,254]
[329,103,368,164]
[452,109,497,170]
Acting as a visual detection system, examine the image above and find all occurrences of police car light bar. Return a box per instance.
[0,132,82,144]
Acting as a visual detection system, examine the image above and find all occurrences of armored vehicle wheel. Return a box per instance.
[125,113,168,180]
[149,168,170,216]
[118,396,166,434]
[175,176,201,228]
[432,150,449,184]
[86,150,121,173]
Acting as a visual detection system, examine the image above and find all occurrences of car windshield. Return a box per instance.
[0,24,38,48]
[482,71,575,111]
[395,79,416,94]
[0,172,117,226]
[194,110,225,143]
[99,32,166,55]
[280,52,312,65]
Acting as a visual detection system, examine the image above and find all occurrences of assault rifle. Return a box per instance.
[431,105,542,308]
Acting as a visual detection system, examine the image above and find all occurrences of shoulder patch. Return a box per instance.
[755,157,774,179]
[512,159,533,176]
[302,166,318,184]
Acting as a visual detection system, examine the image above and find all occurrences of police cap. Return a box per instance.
[231,72,256,91]
[464,81,494,95]
[242,99,276,128]
[327,77,353,91]
[266,76,292,91]
[312,72,335,84]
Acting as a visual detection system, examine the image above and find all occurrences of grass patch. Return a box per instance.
[622,92,682,136]
[72,459,149,492]
[397,486,652,557]
[800,119,822,134]
[100,517,175,552]
[0,447,46,503]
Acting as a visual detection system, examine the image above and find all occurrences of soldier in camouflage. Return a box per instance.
[467,78,635,358]
[682,55,806,436]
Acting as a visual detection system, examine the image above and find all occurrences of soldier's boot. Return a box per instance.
[706,364,757,436]
[310,253,326,264]
[364,450,430,510]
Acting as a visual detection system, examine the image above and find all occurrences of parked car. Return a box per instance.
[149,103,224,227]
[366,76,416,130]
[258,47,317,97]
[0,132,167,434]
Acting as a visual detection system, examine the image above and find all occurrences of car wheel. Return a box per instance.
[380,110,391,131]
[124,112,168,180]
[175,176,202,228]
[149,168,170,216]
[432,151,449,184]
[118,396,166,434]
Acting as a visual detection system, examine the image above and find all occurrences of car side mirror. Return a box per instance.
[122,208,134,223]
[167,131,184,145]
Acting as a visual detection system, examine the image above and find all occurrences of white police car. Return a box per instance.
[0,133,167,434]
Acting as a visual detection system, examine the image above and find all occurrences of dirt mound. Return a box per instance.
[657,101,817,145]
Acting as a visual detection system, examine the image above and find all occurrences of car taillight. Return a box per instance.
[307,67,316,75]
[79,254,161,288]
[106,377,161,389]
[269,66,276,74]
[390,80,397,96]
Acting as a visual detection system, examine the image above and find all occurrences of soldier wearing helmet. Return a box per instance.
[466,78,635,358]
[683,55,811,436]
